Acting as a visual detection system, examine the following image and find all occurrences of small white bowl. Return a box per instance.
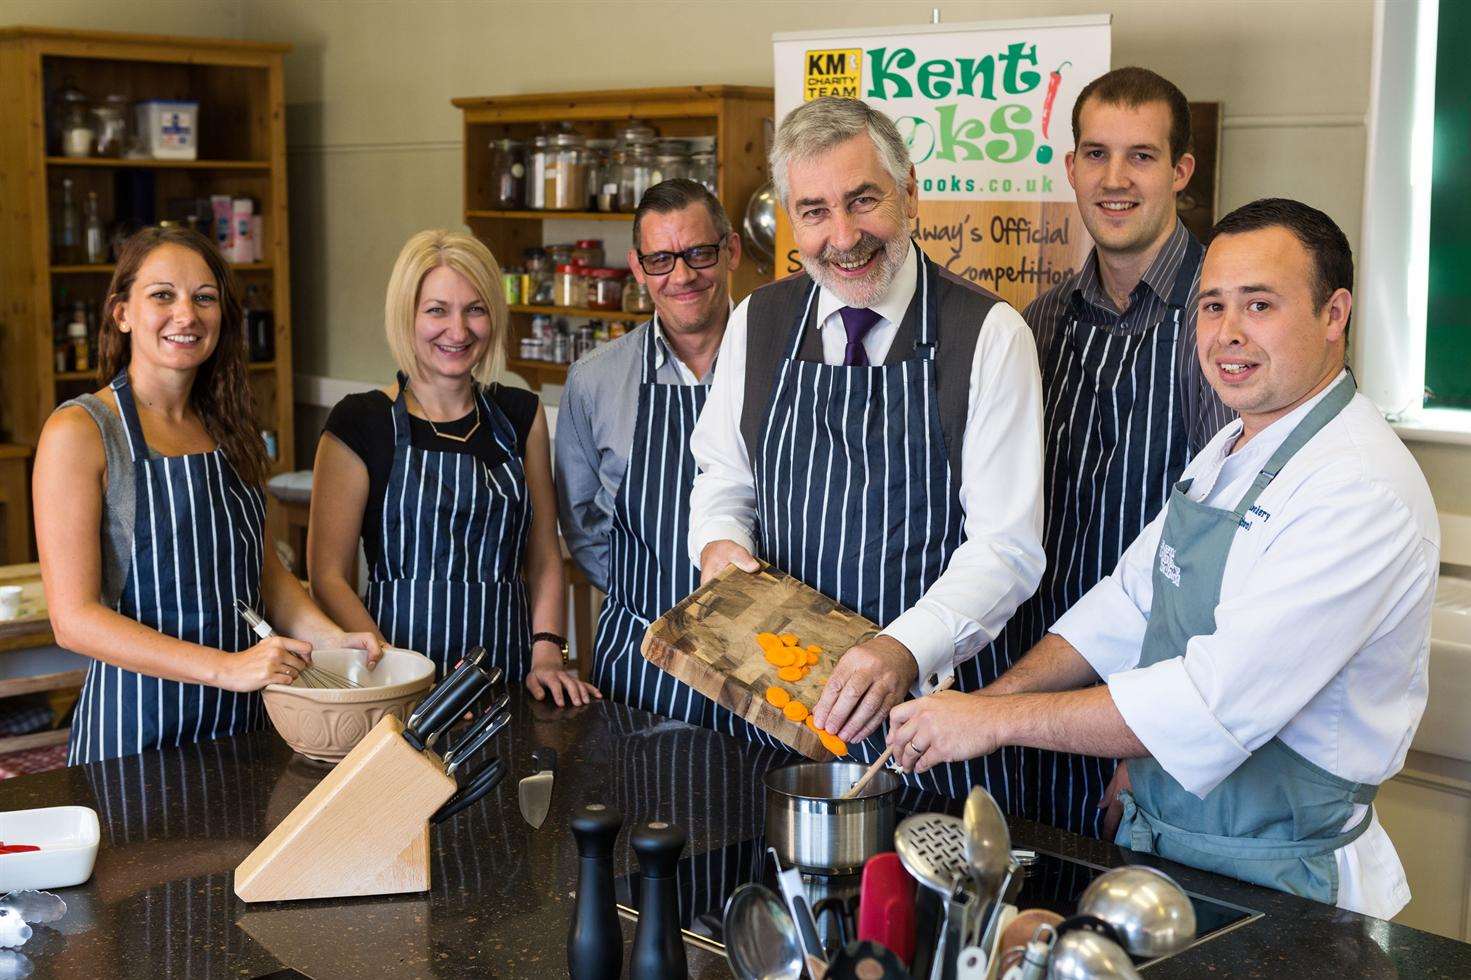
[0,805,100,891]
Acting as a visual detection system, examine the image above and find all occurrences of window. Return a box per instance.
[1357,0,1471,438]
[1426,0,1471,409]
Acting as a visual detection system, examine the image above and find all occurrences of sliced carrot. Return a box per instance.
[806,644,822,654]
[756,632,782,652]
[819,732,849,756]
[779,632,798,646]
[783,700,809,723]
[777,665,804,682]
[765,647,797,668]
[805,651,819,665]
[765,686,790,709]
[804,715,820,731]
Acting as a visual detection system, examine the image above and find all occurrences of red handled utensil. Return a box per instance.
[857,851,917,967]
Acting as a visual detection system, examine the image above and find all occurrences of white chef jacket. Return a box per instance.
[1053,372,1441,918]
[688,244,1046,692]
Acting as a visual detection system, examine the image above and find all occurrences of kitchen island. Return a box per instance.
[2,689,1469,978]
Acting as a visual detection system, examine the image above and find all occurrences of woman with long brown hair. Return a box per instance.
[33,225,381,764]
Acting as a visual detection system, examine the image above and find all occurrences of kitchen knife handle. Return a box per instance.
[431,758,506,824]
[406,648,493,734]
[405,654,498,750]
[445,708,511,775]
[531,746,558,774]
[443,690,511,762]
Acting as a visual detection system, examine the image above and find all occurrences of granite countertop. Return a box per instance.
[2,689,1470,978]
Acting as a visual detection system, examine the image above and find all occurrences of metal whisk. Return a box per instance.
[234,599,362,689]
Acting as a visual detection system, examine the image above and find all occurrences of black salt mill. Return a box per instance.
[568,802,624,980]
[628,819,687,980]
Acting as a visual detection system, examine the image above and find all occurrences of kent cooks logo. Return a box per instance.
[805,41,1070,196]
[1158,543,1182,587]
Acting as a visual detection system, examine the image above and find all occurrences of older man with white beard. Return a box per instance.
[687,97,1045,801]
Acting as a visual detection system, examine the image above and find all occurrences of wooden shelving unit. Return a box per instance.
[0,26,294,757]
[453,85,773,389]
[0,26,295,472]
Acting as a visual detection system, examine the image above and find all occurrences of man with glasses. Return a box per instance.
[688,98,1045,802]
[556,178,743,725]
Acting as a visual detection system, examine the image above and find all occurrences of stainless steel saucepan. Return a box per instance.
[764,761,901,875]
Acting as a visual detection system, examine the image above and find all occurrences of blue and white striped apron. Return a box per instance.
[364,375,532,681]
[748,246,1004,801]
[69,370,267,765]
[1008,237,1203,835]
[592,319,718,724]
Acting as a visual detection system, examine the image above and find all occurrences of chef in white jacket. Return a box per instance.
[885,198,1440,918]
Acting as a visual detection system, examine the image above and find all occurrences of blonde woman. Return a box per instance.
[309,230,597,706]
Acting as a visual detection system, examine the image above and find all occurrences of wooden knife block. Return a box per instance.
[234,714,455,902]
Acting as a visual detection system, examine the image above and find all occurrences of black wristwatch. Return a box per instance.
[531,631,569,665]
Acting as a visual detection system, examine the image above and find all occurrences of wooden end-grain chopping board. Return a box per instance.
[641,562,879,759]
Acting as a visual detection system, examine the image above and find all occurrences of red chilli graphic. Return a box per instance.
[1041,60,1072,140]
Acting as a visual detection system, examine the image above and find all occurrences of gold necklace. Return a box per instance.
[408,388,481,444]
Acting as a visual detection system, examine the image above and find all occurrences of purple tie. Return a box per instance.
[838,306,883,367]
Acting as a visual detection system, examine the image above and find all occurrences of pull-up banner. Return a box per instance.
[773,15,1111,310]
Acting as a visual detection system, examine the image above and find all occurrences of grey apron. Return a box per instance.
[1116,375,1374,904]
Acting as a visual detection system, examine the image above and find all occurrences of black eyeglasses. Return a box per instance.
[635,239,725,276]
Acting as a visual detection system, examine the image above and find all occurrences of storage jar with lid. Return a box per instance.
[488,138,526,209]
[545,131,588,211]
[622,278,653,315]
[554,264,586,307]
[586,139,615,212]
[616,121,659,147]
[548,243,576,268]
[688,150,717,192]
[617,146,657,212]
[93,94,130,158]
[58,85,95,158]
[587,268,626,311]
[572,239,605,268]
[527,133,549,209]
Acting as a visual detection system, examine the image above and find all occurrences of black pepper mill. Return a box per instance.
[628,820,687,980]
[568,802,624,980]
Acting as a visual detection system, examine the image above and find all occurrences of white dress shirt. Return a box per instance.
[1053,372,1441,918]
[688,245,1046,691]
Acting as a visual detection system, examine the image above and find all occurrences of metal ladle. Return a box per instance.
[960,786,1012,958]
[1077,866,1197,958]
[1045,929,1141,979]
[723,883,805,980]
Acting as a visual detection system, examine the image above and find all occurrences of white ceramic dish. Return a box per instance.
[0,805,100,891]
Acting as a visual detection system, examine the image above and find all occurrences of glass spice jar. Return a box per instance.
[572,238,604,269]
[488,138,526,209]
[93,94,130,158]
[617,145,656,212]
[585,139,614,212]
[688,150,717,192]
[59,87,95,158]
[554,264,586,307]
[544,131,588,211]
[622,277,653,315]
[587,268,626,311]
[527,133,549,210]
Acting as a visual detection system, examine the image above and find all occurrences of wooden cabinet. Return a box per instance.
[0,27,295,470]
[452,85,773,390]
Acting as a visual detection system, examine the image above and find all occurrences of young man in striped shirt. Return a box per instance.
[1007,67,1233,836]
